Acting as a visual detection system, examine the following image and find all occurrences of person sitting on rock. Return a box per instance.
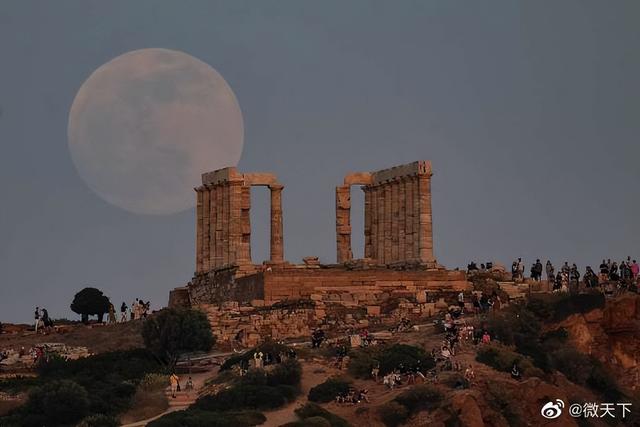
[464,364,475,383]
[481,331,491,344]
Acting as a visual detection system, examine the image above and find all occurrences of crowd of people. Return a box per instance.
[468,256,639,295]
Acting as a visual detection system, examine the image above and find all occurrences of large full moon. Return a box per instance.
[68,48,244,215]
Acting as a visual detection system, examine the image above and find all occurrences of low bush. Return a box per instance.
[308,377,351,403]
[476,343,538,376]
[378,401,409,427]
[24,379,90,426]
[147,409,266,427]
[394,384,443,413]
[295,403,351,427]
[76,414,120,427]
[195,359,302,412]
[195,384,288,411]
[348,344,435,378]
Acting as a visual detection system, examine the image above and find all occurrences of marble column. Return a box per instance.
[376,184,385,263]
[418,174,434,263]
[391,181,399,262]
[404,177,414,261]
[336,184,352,263]
[363,187,372,259]
[202,186,211,271]
[209,185,217,269]
[195,187,203,273]
[269,184,284,263]
[222,184,230,265]
[368,186,378,261]
[383,182,392,264]
[240,185,252,264]
[228,180,243,264]
[412,176,421,259]
[214,184,223,267]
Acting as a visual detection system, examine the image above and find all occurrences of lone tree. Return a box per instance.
[142,308,214,366]
[70,287,111,324]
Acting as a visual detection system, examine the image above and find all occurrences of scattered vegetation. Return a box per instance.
[0,349,163,426]
[394,384,443,414]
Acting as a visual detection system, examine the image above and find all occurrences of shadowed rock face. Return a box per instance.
[558,294,640,389]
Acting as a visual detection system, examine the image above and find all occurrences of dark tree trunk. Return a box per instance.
[81,313,89,324]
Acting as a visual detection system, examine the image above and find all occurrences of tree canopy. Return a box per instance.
[70,287,111,323]
[142,308,215,366]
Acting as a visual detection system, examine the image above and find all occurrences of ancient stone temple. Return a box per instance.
[169,161,470,347]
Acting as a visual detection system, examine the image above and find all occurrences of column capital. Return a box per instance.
[268,183,284,191]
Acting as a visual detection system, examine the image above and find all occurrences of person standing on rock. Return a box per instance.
[631,260,639,280]
[108,303,116,324]
[120,302,128,323]
[545,261,554,282]
[34,307,41,334]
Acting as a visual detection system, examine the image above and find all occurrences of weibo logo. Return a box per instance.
[541,399,565,419]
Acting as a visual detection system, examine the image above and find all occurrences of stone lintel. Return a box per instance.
[370,160,432,185]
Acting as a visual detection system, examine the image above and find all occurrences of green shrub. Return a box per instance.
[295,403,351,427]
[476,343,537,376]
[26,379,90,425]
[147,409,266,427]
[76,414,120,427]
[267,358,302,386]
[142,308,215,366]
[378,401,409,427]
[348,344,435,378]
[394,385,443,413]
[347,348,378,379]
[195,359,302,412]
[195,384,287,411]
[308,377,351,403]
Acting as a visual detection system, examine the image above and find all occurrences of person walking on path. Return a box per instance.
[169,373,179,398]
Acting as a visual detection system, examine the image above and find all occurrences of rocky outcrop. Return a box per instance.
[556,294,640,391]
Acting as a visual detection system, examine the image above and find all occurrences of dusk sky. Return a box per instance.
[1,1,639,323]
